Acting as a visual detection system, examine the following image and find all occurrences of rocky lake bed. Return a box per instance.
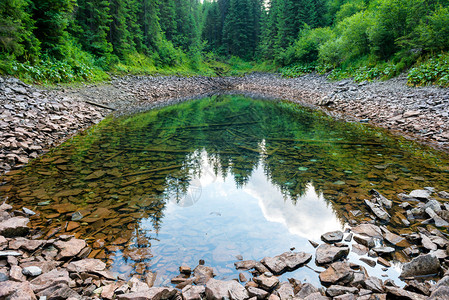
[1,74,449,299]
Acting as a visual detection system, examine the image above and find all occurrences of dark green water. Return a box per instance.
[2,94,449,286]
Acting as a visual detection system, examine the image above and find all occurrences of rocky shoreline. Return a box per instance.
[1,73,449,174]
[2,187,449,299]
[1,74,449,299]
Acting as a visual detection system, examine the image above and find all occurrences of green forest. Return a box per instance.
[1,0,448,85]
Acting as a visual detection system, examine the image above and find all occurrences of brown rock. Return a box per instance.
[351,224,382,238]
[400,254,441,278]
[193,265,214,285]
[66,258,106,273]
[8,237,44,251]
[10,265,26,281]
[326,285,358,297]
[30,268,71,293]
[319,262,354,286]
[0,280,37,299]
[276,282,294,299]
[54,238,86,259]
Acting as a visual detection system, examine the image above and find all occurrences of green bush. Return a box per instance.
[407,53,449,87]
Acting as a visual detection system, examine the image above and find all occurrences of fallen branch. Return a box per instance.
[85,100,115,110]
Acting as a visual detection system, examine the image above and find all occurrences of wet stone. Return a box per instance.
[319,262,354,286]
[205,278,248,300]
[261,251,312,274]
[182,285,205,300]
[253,274,279,291]
[315,244,349,265]
[326,285,358,297]
[321,231,344,243]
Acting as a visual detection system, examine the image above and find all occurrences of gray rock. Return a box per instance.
[117,287,178,300]
[370,189,393,209]
[303,292,330,299]
[296,283,319,299]
[22,266,42,277]
[22,207,36,215]
[364,199,390,221]
[0,250,22,257]
[372,247,395,255]
[0,280,37,299]
[351,224,382,238]
[315,244,349,265]
[182,285,205,300]
[253,274,279,291]
[66,258,106,273]
[261,251,311,274]
[276,282,294,300]
[409,189,431,200]
[429,286,449,300]
[420,233,438,251]
[326,285,358,297]
[321,231,344,243]
[400,254,441,278]
[247,286,268,299]
[205,278,248,300]
[363,277,384,293]
[385,286,427,300]
[0,272,8,282]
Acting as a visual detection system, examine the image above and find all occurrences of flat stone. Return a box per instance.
[377,257,391,267]
[315,244,349,265]
[351,244,368,255]
[372,247,395,255]
[101,282,123,300]
[10,265,26,281]
[303,292,330,299]
[351,224,382,238]
[118,287,178,300]
[400,254,441,278]
[182,285,205,300]
[321,231,344,243]
[253,274,279,291]
[420,234,437,251]
[247,286,269,299]
[381,228,409,247]
[66,258,106,273]
[9,237,44,251]
[385,286,427,300]
[35,283,81,299]
[0,250,22,257]
[0,217,30,237]
[54,238,86,259]
[22,266,42,277]
[409,189,431,200]
[326,285,358,297]
[0,280,37,299]
[319,262,354,286]
[360,258,376,267]
[353,235,375,248]
[235,260,257,270]
[261,251,312,274]
[30,269,71,293]
[22,207,36,215]
[205,278,248,300]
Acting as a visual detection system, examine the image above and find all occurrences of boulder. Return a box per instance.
[205,278,248,300]
[315,244,349,265]
[385,286,427,300]
[247,286,269,299]
[296,283,319,299]
[400,254,440,278]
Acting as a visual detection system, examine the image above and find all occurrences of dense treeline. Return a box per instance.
[1,0,448,85]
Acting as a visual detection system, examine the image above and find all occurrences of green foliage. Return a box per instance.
[407,53,449,87]
[412,6,449,53]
